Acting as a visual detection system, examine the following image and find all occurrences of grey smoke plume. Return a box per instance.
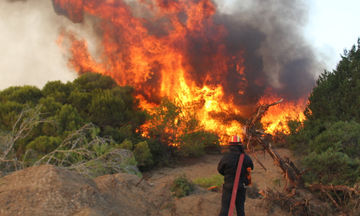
[214,0,321,103]
[0,0,82,89]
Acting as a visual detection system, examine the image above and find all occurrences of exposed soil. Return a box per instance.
[0,149,294,216]
[147,148,293,216]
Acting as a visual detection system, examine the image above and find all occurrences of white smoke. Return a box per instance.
[0,0,97,90]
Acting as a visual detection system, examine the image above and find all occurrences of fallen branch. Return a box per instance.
[249,152,267,171]
[259,188,318,216]
[308,184,360,213]
[244,99,303,190]
[308,184,360,195]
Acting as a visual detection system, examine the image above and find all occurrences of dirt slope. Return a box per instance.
[0,165,160,216]
[0,149,293,216]
[147,149,293,216]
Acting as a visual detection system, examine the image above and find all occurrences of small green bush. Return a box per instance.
[56,104,84,134]
[134,141,153,168]
[146,138,172,166]
[119,139,133,150]
[302,148,360,186]
[309,121,360,157]
[171,175,195,198]
[288,120,360,186]
[193,174,224,188]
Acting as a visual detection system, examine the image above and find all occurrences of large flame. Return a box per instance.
[259,95,306,134]
[53,0,307,143]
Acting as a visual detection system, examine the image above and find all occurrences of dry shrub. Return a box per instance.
[260,188,332,216]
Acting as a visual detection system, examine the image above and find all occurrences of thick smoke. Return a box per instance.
[141,0,320,104]
[214,0,320,103]
[2,0,321,109]
[0,0,98,89]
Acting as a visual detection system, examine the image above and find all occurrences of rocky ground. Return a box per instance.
[0,149,294,216]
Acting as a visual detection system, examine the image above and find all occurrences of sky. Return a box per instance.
[0,0,359,90]
[305,0,360,70]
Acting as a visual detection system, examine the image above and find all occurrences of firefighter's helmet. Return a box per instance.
[229,135,242,145]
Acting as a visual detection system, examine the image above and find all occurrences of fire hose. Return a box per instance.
[228,153,245,216]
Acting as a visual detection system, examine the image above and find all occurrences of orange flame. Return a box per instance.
[259,95,306,134]
[53,0,307,143]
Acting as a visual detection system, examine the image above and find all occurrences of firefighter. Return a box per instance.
[218,135,254,216]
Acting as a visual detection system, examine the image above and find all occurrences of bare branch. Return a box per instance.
[0,106,47,173]
[33,124,141,178]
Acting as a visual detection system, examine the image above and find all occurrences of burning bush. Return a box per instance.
[0,73,223,173]
[142,98,220,161]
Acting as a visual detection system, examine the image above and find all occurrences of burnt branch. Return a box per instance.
[308,184,360,213]
[259,188,330,216]
[244,99,303,190]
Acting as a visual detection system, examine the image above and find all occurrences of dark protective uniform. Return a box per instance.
[217,145,254,216]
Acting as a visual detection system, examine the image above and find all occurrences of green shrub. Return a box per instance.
[134,141,153,168]
[116,125,134,142]
[73,72,117,92]
[289,120,360,186]
[146,138,172,166]
[56,104,84,134]
[0,101,24,130]
[309,121,360,157]
[171,175,195,198]
[0,86,42,105]
[39,96,62,116]
[286,119,327,154]
[0,73,152,173]
[42,81,74,104]
[119,139,133,150]
[26,136,61,154]
[76,148,141,178]
[193,174,224,188]
[302,148,360,186]
[178,131,219,157]
[92,142,112,156]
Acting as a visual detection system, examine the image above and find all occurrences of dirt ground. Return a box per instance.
[0,149,294,216]
[147,148,294,215]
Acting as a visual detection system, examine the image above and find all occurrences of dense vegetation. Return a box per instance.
[287,39,360,187]
[0,73,219,173]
